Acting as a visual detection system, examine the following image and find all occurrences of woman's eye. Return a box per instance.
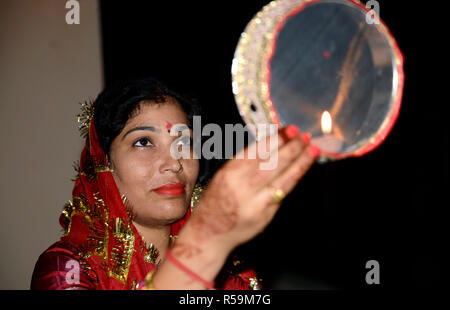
[133,137,153,147]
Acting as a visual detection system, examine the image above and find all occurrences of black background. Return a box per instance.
[99,0,448,289]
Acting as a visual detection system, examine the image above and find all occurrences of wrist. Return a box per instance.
[153,234,229,289]
[151,211,236,289]
[179,218,236,258]
[165,248,215,289]
[170,225,232,282]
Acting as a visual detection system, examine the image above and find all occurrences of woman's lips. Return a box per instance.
[153,183,185,196]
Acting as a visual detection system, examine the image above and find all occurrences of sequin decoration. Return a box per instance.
[248,277,262,290]
[143,243,160,265]
[109,218,135,283]
[77,100,94,139]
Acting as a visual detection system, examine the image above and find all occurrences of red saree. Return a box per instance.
[30,102,260,290]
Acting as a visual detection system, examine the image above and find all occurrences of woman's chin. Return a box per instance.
[137,203,188,225]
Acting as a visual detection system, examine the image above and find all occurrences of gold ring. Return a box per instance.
[269,187,286,204]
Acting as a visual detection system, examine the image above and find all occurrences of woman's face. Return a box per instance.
[109,98,199,227]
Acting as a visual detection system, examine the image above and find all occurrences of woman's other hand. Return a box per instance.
[184,125,320,253]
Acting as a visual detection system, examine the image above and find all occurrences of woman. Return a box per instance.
[31,77,320,290]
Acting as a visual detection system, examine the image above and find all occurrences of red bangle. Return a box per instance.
[166,248,215,289]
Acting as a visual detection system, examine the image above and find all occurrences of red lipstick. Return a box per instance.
[153,182,185,196]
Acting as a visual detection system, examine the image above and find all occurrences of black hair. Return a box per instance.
[93,77,210,184]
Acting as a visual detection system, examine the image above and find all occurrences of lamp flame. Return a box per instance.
[321,111,332,134]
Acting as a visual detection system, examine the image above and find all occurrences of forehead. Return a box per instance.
[126,98,189,128]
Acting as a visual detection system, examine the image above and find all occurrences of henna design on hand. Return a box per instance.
[189,169,239,243]
[171,242,202,259]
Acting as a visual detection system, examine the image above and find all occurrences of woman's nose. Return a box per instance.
[160,154,183,174]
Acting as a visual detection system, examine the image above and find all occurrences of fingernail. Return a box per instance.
[285,125,299,139]
[307,145,321,159]
[301,132,311,144]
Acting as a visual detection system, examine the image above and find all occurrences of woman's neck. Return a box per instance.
[133,221,171,264]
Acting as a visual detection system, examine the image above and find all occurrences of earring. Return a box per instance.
[190,183,205,212]
[176,159,183,173]
[106,155,114,173]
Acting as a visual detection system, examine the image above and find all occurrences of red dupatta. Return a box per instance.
[58,101,190,289]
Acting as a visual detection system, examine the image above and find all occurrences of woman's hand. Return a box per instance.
[154,125,320,289]
[184,125,320,253]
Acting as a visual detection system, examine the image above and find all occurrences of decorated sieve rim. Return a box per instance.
[231,0,404,162]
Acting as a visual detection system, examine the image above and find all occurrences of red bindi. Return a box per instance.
[165,121,173,133]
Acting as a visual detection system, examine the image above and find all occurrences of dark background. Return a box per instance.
[99,0,448,289]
